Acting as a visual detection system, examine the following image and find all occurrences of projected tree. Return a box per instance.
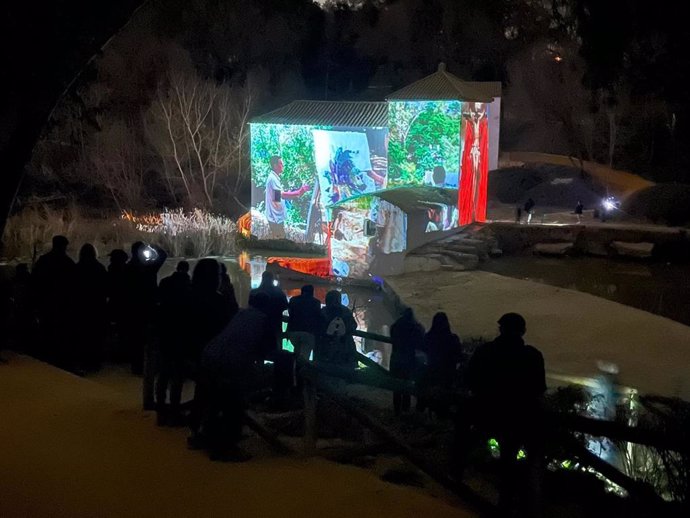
[388,101,461,186]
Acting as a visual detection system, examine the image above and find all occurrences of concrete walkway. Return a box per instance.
[0,354,473,518]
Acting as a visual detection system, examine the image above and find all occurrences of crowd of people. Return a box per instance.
[1,235,547,507]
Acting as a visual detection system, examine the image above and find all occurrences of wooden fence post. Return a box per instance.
[303,375,317,456]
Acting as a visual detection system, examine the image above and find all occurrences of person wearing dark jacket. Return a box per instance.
[187,259,236,438]
[389,308,425,415]
[418,312,462,415]
[122,241,167,375]
[197,292,275,461]
[249,271,288,346]
[466,313,546,514]
[106,249,128,358]
[287,284,323,360]
[155,261,192,425]
[319,290,357,369]
[74,243,108,372]
[219,263,239,317]
[32,235,76,366]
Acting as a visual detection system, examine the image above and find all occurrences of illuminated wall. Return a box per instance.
[388,100,462,188]
[330,195,407,279]
[250,123,388,244]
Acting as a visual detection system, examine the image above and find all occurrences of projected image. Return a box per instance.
[331,196,407,279]
[423,203,459,233]
[250,124,323,243]
[313,128,388,205]
[250,124,389,244]
[458,102,489,225]
[388,100,462,188]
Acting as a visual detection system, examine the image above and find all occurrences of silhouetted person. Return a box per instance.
[249,271,288,346]
[515,206,522,224]
[187,259,236,438]
[32,235,76,366]
[418,312,462,416]
[390,308,425,415]
[524,198,535,224]
[9,263,35,352]
[287,284,323,360]
[575,200,584,223]
[74,244,108,372]
[123,241,167,375]
[319,290,357,369]
[197,292,275,461]
[155,260,192,425]
[219,263,239,317]
[107,249,129,359]
[466,313,546,513]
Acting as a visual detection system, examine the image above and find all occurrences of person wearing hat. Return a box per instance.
[464,313,546,513]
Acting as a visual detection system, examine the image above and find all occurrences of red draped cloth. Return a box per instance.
[458,121,475,226]
[475,117,489,222]
[458,117,489,225]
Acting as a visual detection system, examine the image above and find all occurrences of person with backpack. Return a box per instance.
[319,290,357,369]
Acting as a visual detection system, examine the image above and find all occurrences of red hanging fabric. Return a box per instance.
[475,117,489,222]
[458,119,476,226]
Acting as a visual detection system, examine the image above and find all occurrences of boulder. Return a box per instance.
[403,256,442,273]
[611,241,654,258]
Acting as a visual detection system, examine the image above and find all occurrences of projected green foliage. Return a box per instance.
[251,123,316,226]
[388,101,461,185]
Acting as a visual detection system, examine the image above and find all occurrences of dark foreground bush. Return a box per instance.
[624,184,690,226]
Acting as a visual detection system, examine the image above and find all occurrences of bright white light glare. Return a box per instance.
[603,199,616,211]
[272,279,279,287]
[142,249,152,259]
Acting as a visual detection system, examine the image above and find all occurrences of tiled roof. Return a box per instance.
[251,100,388,128]
[388,63,493,102]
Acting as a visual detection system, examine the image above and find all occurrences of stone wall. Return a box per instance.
[487,222,690,261]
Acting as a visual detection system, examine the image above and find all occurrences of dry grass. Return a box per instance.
[2,206,237,261]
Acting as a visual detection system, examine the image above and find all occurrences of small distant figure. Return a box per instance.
[287,284,323,360]
[524,198,535,225]
[418,312,462,416]
[466,313,546,514]
[249,271,288,346]
[575,201,584,224]
[390,308,425,415]
[515,206,522,224]
[74,243,108,372]
[319,290,357,369]
[32,235,76,365]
